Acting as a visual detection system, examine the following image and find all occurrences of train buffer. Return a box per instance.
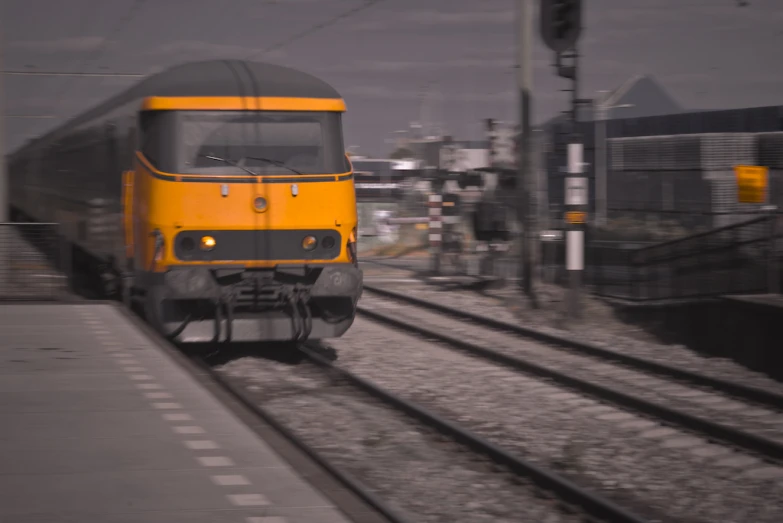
[0,302,354,523]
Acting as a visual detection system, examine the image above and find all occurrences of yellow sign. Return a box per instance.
[734,165,768,204]
[565,211,586,224]
[415,223,428,230]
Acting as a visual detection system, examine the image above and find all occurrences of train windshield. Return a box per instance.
[176,111,348,175]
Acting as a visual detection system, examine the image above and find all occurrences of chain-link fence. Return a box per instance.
[0,222,71,301]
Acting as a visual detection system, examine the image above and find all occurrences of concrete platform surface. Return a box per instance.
[0,303,355,523]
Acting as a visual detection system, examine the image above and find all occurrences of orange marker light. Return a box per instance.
[200,236,216,251]
[302,235,317,250]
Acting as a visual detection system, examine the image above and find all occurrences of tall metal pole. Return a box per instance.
[0,5,6,223]
[566,143,586,319]
[595,100,608,227]
[517,0,536,299]
[0,5,9,292]
[564,49,586,320]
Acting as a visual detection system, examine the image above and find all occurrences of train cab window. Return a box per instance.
[175,111,349,175]
[139,111,177,172]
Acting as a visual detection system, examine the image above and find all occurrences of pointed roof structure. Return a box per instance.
[536,74,683,129]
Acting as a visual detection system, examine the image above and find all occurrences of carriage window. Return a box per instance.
[176,111,348,175]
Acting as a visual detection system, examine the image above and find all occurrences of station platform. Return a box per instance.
[0,302,358,523]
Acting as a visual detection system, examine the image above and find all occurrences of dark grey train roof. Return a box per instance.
[127,60,342,100]
[12,60,343,155]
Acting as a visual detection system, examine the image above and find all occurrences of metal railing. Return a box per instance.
[538,212,783,302]
[622,212,782,301]
[0,222,71,301]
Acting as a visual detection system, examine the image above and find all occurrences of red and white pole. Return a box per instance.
[428,193,442,274]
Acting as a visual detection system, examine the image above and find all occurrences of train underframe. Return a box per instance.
[9,206,363,343]
[137,263,363,343]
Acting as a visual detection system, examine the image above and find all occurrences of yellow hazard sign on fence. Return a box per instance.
[734,165,768,204]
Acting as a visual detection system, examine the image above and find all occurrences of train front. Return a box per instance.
[133,96,362,343]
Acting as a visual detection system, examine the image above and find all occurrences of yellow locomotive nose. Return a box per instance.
[200,236,216,251]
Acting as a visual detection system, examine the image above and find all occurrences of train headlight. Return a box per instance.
[302,235,317,251]
[200,236,216,251]
[253,196,268,212]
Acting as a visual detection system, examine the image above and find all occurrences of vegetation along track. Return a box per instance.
[360,284,783,462]
[201,343,650,523]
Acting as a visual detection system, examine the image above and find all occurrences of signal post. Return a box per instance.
[0,17,7,291]
[540,0,584,319]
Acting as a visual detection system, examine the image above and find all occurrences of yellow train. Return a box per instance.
[8,59,363,343]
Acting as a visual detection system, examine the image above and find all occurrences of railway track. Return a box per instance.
[346,287,783,522]
[124,284,653,522]
[119,274,783,521]
[202,343,651,523]
[361,258,508,292]
[360,284,783,462]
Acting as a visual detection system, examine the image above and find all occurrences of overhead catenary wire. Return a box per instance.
[244,0,385,60]
[1,70,146,77]
[4,0,386,148]
[4,0,386,79]
[50,0,149,119]
[15,0,104,116]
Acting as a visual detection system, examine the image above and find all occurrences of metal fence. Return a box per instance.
[538,212,783,302]
[621,212,782,301]
[0,222,71,301]
[541,107,783,233]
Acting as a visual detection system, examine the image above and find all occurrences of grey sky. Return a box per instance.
[4,0,783,155]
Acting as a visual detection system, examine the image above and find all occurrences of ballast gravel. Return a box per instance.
[360,267,783,398]
[359,293,783,446]
[215,355,592,523]
[328,316,783,523]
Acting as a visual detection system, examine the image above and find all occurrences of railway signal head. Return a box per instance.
[540,0,582,53]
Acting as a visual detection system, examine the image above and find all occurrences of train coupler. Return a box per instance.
[285,284,313,343]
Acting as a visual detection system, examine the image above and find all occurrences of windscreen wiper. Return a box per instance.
[199,154,258,175]
[243,156,304,176]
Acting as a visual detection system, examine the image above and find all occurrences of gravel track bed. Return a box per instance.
[361,277,783,398]
[214,356,589,523]
[331,317,783,523]
[360,293,783,446]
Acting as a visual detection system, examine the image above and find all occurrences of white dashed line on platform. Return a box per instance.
[227,493,270,506]
[174,426,205,434]
[211,475,251,486]
[196,456,235,467]
[163,413,193,421]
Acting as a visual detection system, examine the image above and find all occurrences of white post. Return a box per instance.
[565,143,587,319]
[428,193,442,274]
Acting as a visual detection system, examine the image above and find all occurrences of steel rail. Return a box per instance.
[357,304,783,462]
[299,344,650,523]
[363,284,783,411]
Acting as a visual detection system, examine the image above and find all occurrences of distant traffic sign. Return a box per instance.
[565,211,586,224]
[734,165,768,204]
